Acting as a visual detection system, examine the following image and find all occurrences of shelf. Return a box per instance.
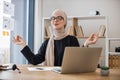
[43,16,106,20]
[44,36,106,39]
[107,38,120,41]
[76,36,105,39]
[68,16,106,20]
[106,38,120,68]
[108,52,120,55]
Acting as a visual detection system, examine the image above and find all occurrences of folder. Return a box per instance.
[45,26,51,38]
[75,25,84,38]
[68,26,75,36]
[98,25,106,37]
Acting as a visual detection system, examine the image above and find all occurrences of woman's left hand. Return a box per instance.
[84,33,98,47]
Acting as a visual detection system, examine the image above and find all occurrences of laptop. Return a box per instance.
[52,47,102,74]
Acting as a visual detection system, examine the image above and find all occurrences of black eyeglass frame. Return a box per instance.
[50,16,64,21]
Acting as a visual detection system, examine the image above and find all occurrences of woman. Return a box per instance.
[13,9,98,66]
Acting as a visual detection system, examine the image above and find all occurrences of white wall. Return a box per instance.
[34,0,120,50]
[42,0,120,38]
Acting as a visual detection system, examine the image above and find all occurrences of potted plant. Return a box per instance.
[100,66,110,76]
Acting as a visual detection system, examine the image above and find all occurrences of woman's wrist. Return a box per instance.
[83,42,89,47]
[21,42,27,48]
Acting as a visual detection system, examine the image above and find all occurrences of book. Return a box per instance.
[98,25,106,37]
[45,26,51,38]
[75,25,84,38]
[68,26,75,36]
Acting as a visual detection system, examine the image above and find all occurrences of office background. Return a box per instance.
[8,0,120,64]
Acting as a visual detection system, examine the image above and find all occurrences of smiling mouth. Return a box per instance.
[54,24,59,26]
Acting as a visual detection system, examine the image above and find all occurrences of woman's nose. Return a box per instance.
[54,19,59,22]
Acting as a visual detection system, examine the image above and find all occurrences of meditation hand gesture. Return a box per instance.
[84,33,98,47]
[12,35,26,47]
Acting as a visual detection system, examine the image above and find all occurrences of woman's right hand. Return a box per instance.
[12,35,26,47]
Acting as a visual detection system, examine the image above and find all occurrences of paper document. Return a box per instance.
[27,67,55,71]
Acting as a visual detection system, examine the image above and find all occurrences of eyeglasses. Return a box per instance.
[50,16,64,21]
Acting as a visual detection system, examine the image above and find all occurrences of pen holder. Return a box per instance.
[100,66,110,76]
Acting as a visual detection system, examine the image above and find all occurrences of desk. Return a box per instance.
[0,65,120,80]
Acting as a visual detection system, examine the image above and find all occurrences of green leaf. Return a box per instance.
[101,66,109,70]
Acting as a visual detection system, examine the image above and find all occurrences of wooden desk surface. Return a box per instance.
[0,64,120,80]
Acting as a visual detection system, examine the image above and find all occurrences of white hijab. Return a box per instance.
[44,9,68,66]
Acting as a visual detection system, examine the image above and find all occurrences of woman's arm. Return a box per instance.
[13,35,49,65]
[21,39,49,65]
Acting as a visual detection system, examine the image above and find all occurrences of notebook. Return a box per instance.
[52,47,102,74]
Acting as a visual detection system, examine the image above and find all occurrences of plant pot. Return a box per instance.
[100,69,110,76]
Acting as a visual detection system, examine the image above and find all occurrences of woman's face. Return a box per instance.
[51,14,65,30]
